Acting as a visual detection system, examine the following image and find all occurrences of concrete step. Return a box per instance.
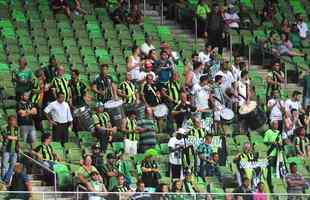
[32,186,54,192]
[30,180,42,186]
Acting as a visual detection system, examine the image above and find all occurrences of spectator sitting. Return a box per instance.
[253,182,267,200]
[183,169,200,193]
[290,24,303,49]
[7,163,32,200]
[280,19,291,35]
[77,154,102,191]
[111,174,132,192]
[132,180,152,200]
[14,58,33,101]
[278,33,305,57]
[232,177,253,200]
[110,0,129,24]
[141,35,155,57]
[238,5,253,29]
[224,4,240,29]
[294,127,309,157]
[88,171,108,200]
[128,4,143,24]
[286,162,306,199]
[296,14,308,39]
[91,143,104,175]
[206,152,220,177]
[51,0,71,17]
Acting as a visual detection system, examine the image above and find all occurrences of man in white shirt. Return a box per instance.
[198,44,213,65]
[236,70,250,106]
[231,55,242,81]
[168,128,185,179]
[267,90,285,123]
[140,35,155,57]
[215,60,235,91]
[285,90,303,114]
[224,5,240,29]
[296,15,308,39]
[44,92,73,146]
[192,75,211,111]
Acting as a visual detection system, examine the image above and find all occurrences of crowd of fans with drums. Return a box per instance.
[2,34,309,199]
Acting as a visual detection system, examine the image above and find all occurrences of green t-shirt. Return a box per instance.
[196,4,210,19]
[264,129,280,156]
[77,165,98,182]
[1,126,19,153]
[15,68,33,93]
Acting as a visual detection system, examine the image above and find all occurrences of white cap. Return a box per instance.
[176,128,186,135]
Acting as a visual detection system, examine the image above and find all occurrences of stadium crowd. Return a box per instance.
[0,0,309,200]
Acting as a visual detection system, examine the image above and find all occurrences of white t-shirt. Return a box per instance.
[140,43,155,56]
[224,12,240,28]
[232,64,241,81]
[285,99,302,113]
[198,51,211,65]
[168,137,185,165]
[268,99,285,122]
[297,22,308,39]
[237,80,248,106]
[44,100,73,123]
[216,70,235,90]
[192,84,210,109]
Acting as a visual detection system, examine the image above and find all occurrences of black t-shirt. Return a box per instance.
[17,101,35,126]
[142,83,160,107]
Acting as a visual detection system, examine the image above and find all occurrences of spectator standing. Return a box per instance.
[204,3,225,55]
[198,44,213,66]
[51,0,71,17]
[141,73,160,107]
[128,4,143,24]
[197,135,213,179]
[118,72,139,111]
[92,102,117,152]
[7,163,32,200]
[286,162,306,200]
[138,107,157,153]
[141,149,160,188]
[44,92,73,146]
[69,69,88,109]
[168,129,186,179]
[1,116,19,184]
[285,91,303,114]
[155,50,174,85]
[294,127,309,157]
[17,92,37,149]
[14,58,32,100]
[91,64,117,104]
[196,0,210,37]
[127,46,144,83]
[266,62,285,101]
[51,66,71,103]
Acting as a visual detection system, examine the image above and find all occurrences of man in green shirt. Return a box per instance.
[14,58,33,100]
[1,115,19,184]
[264,120,283,193]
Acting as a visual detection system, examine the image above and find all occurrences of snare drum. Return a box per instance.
[104,100,124,128]
[220,108,235,124]
[154,104,168,118]
[239,101,267,130]
[73,106,93,131]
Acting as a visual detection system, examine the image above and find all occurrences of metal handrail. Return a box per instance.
[19,151,57,192]
[76,184,87,200]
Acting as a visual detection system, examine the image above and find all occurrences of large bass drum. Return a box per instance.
[239,101,267,130]
[73,106,93,131]
[104,100,124,128]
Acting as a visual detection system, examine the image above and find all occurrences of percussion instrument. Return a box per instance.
[220,108,235,124]
[154,104,168,118]
[134,103,145,120]
[73,106,93,131]
[104,100,124,128]
[239,101,267,130]
[240,159,268,169]
[154,104,168,133]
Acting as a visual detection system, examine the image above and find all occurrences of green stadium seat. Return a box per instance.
[66,148,83,164]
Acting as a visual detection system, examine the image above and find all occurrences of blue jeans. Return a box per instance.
[1,152,17,183]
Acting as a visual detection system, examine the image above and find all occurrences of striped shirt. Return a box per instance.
[138,119,157,151]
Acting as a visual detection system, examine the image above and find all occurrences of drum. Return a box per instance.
[73,106,93,131]
[220,108,235,124]
[104,100,124,128]
[239,101,267,130]
[154,104,168,133]
[154,104,168,118]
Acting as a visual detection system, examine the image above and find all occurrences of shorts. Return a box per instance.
[170,164,182,179]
